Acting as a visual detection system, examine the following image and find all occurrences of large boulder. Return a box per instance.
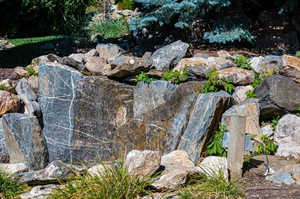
[2,113,48,169]
[125,150,161,179]
[177,91,232,162]
[281,55,300,83]
[275,114,300,158]
[255,75,300,118]
[39,63,134,163]
[250,56,282,73]
[0,90,21,116]
[151,40,189,71]
[232,85,254,104]
[217,67,255,86]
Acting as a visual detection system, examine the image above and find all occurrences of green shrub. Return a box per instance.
[233,56,251,70]
[49,161,153,199]
[0,84,10,91]
[246,90,256,99]
[162,69,188,84]
[296,51,300,58]
[201,71,235,94]
[25,65,38,77]
[179,171,243,199]
[205,124,227,157]
[117,0,135,10]
[251,72,274,89]
[0,171,26,199]
[135,72,157,83]
[257,136,277,155]
[87,18,129,39]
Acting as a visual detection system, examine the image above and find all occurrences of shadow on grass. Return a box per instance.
[0,37,75,68]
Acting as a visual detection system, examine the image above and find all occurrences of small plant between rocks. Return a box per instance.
[256,136,278,155]
[179,171,243,199]
[205,124,227,157]
[49,161,153,199]
[0,171,27,199]
[0,84,10,91]
[296,51,300,58]
[162,69,188,84]
[135,72,157,83]
[25,65,38,77]
[201,71,235,94]
[233,56,251,70]
[246,90,256,99]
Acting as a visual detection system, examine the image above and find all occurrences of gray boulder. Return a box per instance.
[177,91,232,162]
[0,118,8,163]
[39,63,134,163]
[151,40,189,71]
[250,56,282,73]
[2,113,48,169]
[255,75,300,118]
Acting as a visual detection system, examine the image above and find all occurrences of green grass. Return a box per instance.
[48,161,153,199]
[0,171,27,199]
[179,172,243,199]
[87,18,129,39]
[8,35,65,47]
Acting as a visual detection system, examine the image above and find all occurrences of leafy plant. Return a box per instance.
[0,84,10,91]
[49,161,153,199]
[296,51,300,58]
[179,171,243,199]
[117,0,135,10]
[246,90,256,99]
[206,124,227,157]
[233,56,251,70]
[257,136,277,155]
[135,72,157,83]
[251,72,274,89]
[162,69,188,84]
[201,71,235,94]
[0,171,26,199]
[87,18,129,39]
[25,65,38,77]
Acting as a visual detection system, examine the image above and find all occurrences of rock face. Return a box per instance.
[217,67,255,85]
[177,91,232,162]
[275,114,300,158]
[134,81,178,117]
[152,150,196,190]
[151,41,189,71]
[222,99,262,137]
[255,75,300,118]
[125,150,161,179]
[18,160,81,185]
[39,63,134,163]
[0,90,21,116]
[281,55,300,83]
[2,113,48,169]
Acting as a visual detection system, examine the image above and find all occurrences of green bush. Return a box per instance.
[246,90,256,99]
[233,56,251,70]
[49,161,153,199]
[87,18,129,39]
[257,136,277,155]
[135,72,157,83]
[201,71,235,94]
[0,171,26,199]
[205,124,227,157]
[117,0,135,10]
[162,69,188,84]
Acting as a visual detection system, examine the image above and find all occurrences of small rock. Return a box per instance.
[84,49,98,60]
[0,90,21,115]
[0,68,21,81]
[60,57,86,71]
[232,85,254,104]
[275,114,300,158]
[16,78,37,103]
[87,164,107,177]
[277,164,300,184]
[125,150,161,179]
[69,53,85,63]
[18,160,82,185]
[197,156,228,179]
[152,150,196,190]
[261,124,274,137]
[151,40,189,71]
[217,50,231,58]
[96,43,124,61]
[0,163,29,174]
[281,55,300,83]
[250,56,282,73]
[85,56,111,74]
[266,172,295,185]
[27,76,38,93]
[217,67,255,85]
[14,67,28,78]
[2,113,48,169]
[19,184,58,199]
